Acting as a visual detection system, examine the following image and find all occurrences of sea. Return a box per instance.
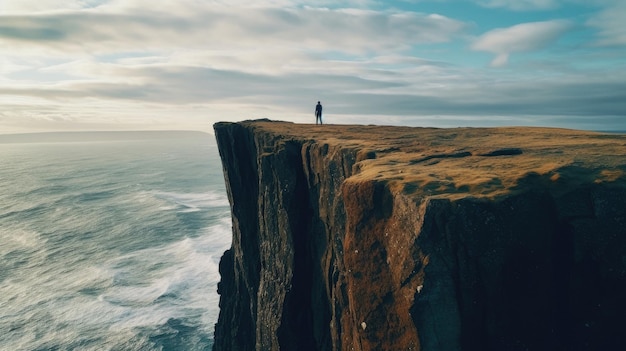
[0,131,232,351]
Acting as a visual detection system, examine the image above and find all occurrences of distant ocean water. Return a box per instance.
[0,132,231,351]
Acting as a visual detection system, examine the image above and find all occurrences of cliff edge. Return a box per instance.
[212,120,626,351]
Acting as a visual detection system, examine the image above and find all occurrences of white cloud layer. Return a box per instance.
[587,1,626,46]
[471,20,573,66]
[476,0,560,10]
[0,0,624,132]
[0,6,466,56]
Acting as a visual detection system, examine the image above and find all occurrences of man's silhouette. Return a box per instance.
[315,101,323,125]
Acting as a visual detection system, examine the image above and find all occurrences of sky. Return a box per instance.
[0,0,624,133]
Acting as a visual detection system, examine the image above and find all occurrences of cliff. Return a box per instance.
[212,120,626,351]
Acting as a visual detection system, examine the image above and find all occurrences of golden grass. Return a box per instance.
[244,120,626,199]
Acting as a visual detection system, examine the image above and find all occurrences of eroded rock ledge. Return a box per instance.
[212,120,626,351]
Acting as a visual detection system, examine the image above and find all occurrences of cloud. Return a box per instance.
[0,0,624,133]
[0,0,467,124]
[0,0,100,13]
[2,57,625,123]
[587,1,626,46]
[1,56,625,133]
[475,0,560,11]
[0,5,467,56]
[471,20,573,66]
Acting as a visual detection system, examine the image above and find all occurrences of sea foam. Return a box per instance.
[0,132,228,350]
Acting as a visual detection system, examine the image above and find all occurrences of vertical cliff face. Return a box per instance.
[212,120,626,351]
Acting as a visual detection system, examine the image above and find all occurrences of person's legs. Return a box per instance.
[316,112,322,124]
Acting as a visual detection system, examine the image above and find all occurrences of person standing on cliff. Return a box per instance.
[315,101,323,125]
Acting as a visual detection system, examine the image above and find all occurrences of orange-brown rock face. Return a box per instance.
[212,120,626,351]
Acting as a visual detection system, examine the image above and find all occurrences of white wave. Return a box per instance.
[95,216,232,331]
[152,190,230,212]
[0,215,233,350]
[0,227,46,256]
[0,132,229,349]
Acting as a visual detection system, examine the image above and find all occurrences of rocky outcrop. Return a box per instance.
[212,120,626,351]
